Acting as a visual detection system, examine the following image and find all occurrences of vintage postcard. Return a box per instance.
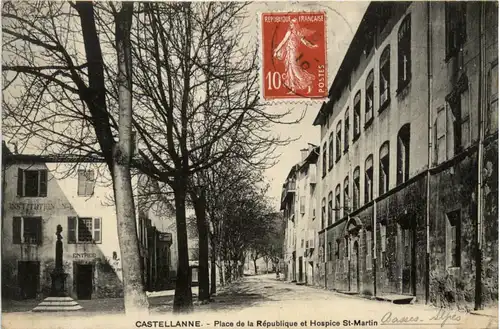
[1,1,498,329]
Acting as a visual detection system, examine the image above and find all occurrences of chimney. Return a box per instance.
[300,148,308,162]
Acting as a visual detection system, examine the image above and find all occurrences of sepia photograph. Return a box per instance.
[1,1,498,329]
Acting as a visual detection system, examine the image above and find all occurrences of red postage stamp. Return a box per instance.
[261,12,327,101]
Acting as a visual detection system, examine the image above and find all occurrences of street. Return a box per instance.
[2,274,498,329]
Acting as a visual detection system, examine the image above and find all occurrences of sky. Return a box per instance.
[247,1,370,209]
[2,1,370,211]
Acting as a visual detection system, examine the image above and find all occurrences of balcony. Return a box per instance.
[280,179,296,204]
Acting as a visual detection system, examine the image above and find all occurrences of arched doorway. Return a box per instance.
[345,216,362,293]
[352,241,360,293]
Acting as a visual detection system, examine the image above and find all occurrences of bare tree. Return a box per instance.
[2,1,149,313]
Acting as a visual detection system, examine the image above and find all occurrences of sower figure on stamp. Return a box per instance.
[273,18,318,95]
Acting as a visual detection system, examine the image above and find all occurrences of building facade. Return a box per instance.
[280,145,320,284]
[1,151,183,300]
[281,1,498,309]
[2,154,125,300]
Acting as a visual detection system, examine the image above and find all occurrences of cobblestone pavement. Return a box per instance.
[2,274,498,329]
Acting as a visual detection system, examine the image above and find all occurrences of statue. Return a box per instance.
[50,224,68,297]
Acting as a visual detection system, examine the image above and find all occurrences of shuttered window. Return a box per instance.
[17,169,48,197]
[379,45,391,110]
[67,216,102,244]
[379,142,390,195]
[12,217,42,244]
[78,170,95,197]
[365,71,374,125]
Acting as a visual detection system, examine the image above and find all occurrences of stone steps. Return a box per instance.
[375,294,416,304]
[32,297,83,312]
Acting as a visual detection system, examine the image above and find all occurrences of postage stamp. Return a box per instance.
[260,12,327,101]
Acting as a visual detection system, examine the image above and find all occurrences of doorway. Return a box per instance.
[401,223,416,296]
[298,257,303,282]
[351,241,360,293]
[75,263,93,300]
[18,261,40,299]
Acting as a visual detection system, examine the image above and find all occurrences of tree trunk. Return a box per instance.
[218,257,225,286]
[192,189,210,301]
[210,242,217,295]
[226,260,232,283]
[113,2,149,315]
[265,259,269,273]
[253,259,257,275]
[173,179,193,313]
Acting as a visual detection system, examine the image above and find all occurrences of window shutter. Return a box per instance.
[77,170,85,196]
[17,169,23,197]
[13,217,22,244]
[68,217,77,244]
[36,217,43,245]
[93,217,102,243]
[39,170,47,197]
[86,170,95,196]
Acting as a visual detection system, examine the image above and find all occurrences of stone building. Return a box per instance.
[2,152,125,300]
[280,145,320,284]
[136,175,199,290]
[281,1,498,309]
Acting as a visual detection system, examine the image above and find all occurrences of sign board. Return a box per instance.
[159,232,172,243]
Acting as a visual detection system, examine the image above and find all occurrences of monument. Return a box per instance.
[32,225,82,312]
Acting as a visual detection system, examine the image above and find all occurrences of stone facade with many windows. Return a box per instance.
[282,1,498,309]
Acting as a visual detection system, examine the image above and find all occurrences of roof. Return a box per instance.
[313,2,396,126]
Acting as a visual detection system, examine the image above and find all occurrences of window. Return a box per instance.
[327,192,333,226]
[321,198,326,229]
[366,228,372,269]
[434,106,447,164]
[354,91,361,140]
[353,167,360,210]
[379,45,391,111]
[379,142,390,195]
[344,109,350,152]
[365,155,373,203]
[68,217,102,244]
[446,77,470,155]
[398,15,411,90]
[336,121,342,162]
[343,176,349,216]
[328,134,334,169]
[336,240,340,259]
[488,61,499,133]
[447,210,461,268]
[365,71,374,125]
[335,184,341,221]
[322,143,327,177]
[397,124,411,185]
[13,217,42,245]
[300,196,306,214]
[380,222,387,268]
[78,169,95,197]
[17,169,47,197]
[328,242,332,261]
[445,2,467,59]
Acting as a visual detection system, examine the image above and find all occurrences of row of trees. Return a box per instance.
[2,2,293,313]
